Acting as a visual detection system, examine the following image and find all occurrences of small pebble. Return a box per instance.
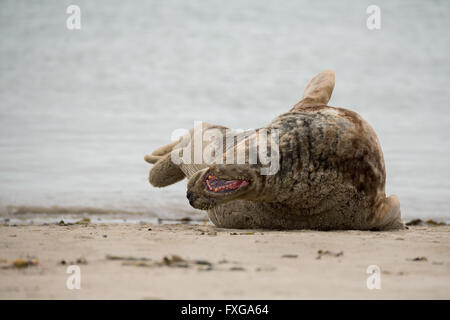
[408,257,427,262]
[230,267,245,271]
[194,260,212,266]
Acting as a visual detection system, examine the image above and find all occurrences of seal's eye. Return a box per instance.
[204,172,249,193]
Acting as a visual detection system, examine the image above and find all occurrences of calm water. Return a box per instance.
[0,0,449,222]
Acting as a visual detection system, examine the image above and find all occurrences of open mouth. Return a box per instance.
[204,172,249,193]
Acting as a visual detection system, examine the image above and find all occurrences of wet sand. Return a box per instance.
[0,223,449,299]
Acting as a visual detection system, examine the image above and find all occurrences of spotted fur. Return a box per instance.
[146,70,403,230]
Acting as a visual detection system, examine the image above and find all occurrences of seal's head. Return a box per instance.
[186,164,262,210]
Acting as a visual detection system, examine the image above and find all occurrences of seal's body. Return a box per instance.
[145,70,403,230]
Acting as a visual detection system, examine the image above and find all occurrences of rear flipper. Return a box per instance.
[144,122,228,187]
[148,153,185,187]
[145,138,186,187]
[370,195,404,230]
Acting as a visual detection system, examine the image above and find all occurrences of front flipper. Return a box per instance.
[291,69,335,111]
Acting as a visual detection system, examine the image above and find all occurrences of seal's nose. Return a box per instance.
[186,190,196,206]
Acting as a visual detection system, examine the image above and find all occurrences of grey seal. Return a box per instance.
[145,70,403,230]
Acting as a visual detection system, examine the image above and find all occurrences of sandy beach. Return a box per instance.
[0,223,449,299]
